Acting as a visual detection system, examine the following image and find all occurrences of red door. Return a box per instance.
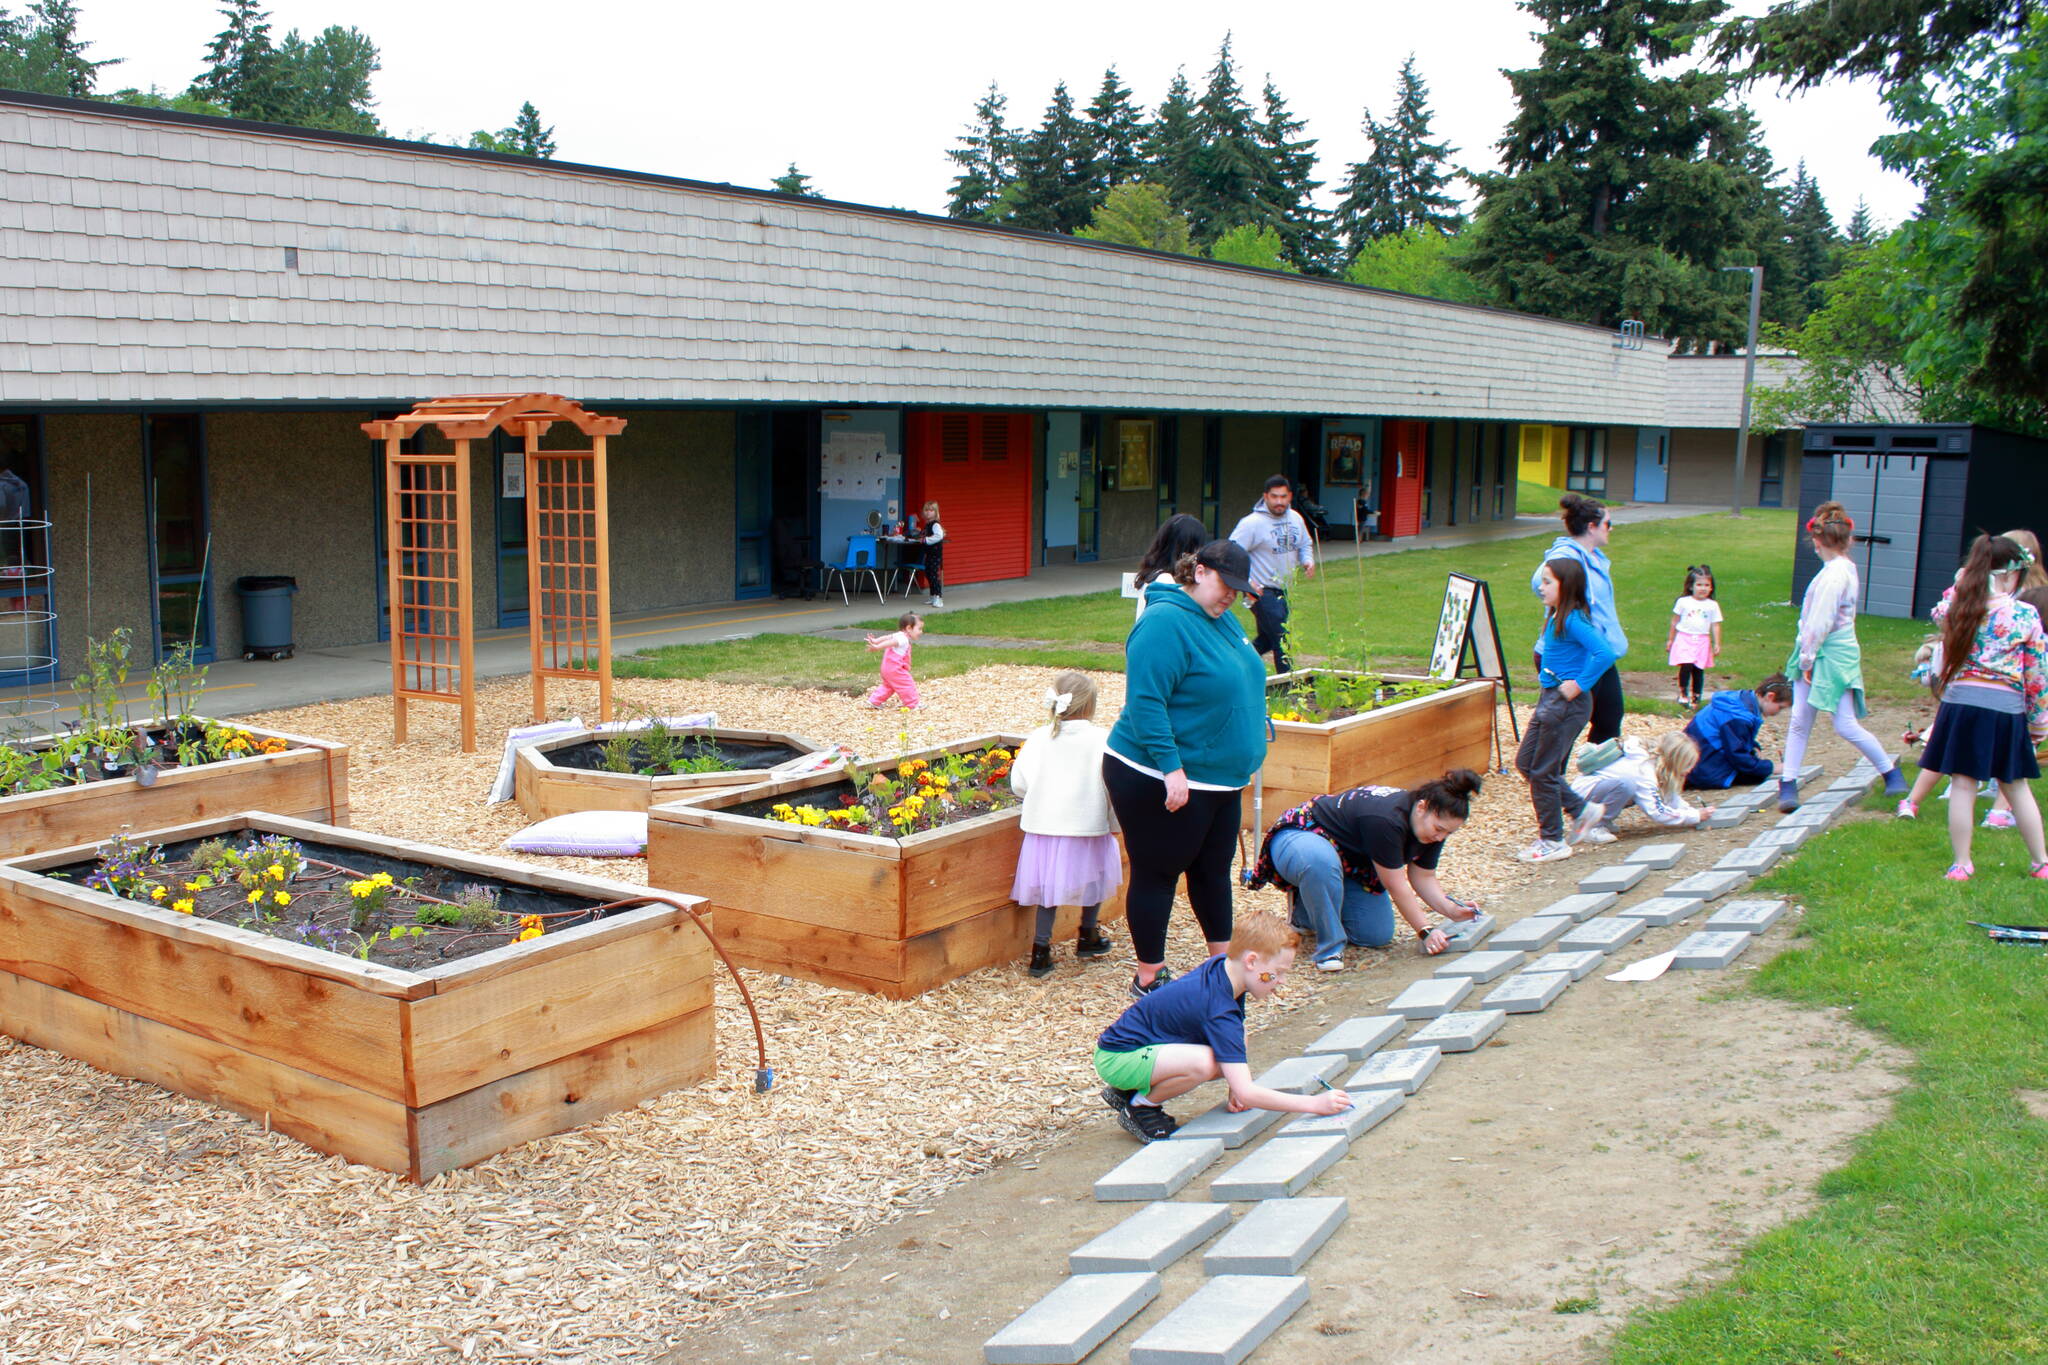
[1381,420,1428,538]
[904,412,1033,585]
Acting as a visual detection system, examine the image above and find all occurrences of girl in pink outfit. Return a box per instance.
[865,611,924,708]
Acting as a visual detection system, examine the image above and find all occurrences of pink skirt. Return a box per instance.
[1669,633,1715,668]
[1011,832,1123,908]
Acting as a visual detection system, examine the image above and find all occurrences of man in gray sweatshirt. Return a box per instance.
[1228,475,1317,673]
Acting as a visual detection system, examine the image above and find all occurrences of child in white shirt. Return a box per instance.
[1009,670,1121,977]
[1570,731,1713,842]
[1666,564,1723,708]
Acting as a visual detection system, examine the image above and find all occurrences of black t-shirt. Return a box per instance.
[1306,785,1443,887]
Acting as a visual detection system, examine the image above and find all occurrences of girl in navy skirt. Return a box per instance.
[1919,534,2048,881]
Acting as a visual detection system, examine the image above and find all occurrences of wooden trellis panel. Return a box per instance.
[379,442,476,751]
[524,427,613,722]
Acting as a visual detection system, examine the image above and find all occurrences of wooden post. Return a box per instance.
[382,432,407,745]
[453,440,476,754]
[592,432,614,723]
[524,420,547,723]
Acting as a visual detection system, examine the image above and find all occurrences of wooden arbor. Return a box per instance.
[362,394,626,751]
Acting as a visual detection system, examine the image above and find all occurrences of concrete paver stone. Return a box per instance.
[1069,1202,1235,1275]
[1556,916,1648,954]
[1702,806,1752,829]
[1750,825,1813,851]
[984,1271,1162,1364]
[1488,915,1572,952]
[1203,1198,1348,1277]
[1172,1103,1286,1151]
[1577,862,1651,895]
[1828,774,1874,794]
[1621,895,1704,927]
[1716,846,1782,876]
[1530,948,1609,980]
[1211,1133,1349,1201]
[1386,976,1475,1019]
[1275,1086,1405,1142]
[1705,898,1789,935]
[1434,911,1498,954]
[1096,1138,1226,1202]
[1665,869,1748,901]
[1482,969,1572,1014]
[1780,806,1836,829]
[1345,1045,1441,1094]
[1432,948,1528,983]
[1624,843,1688,869]
[1407,1009,1508,1053]
[1795,763,1825,786]
[1541,891,1618,922]
[1128,1273,1310,1365]
[1672,929,1754,969]
[1251,1054,1348,1094]
[1302,1015,1407,1061]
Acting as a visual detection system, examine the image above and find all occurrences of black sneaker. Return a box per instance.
[1075,926,1113,959]
[1028,943,1053,978]
[1127,1102,1179,1142]
[1129,967,1175,1001]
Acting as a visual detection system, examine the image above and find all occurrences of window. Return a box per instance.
[1566,427,1608,496]
[1493,425,1509,519]
[1759,433,1787,508]
[144,414,214,661]
[1468,423,1485,522]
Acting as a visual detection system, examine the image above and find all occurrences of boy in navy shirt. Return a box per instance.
[1093,913,1352,1142]
[1684,674,1793,788]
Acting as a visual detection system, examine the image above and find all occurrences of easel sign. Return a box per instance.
[1430,572,1519,760]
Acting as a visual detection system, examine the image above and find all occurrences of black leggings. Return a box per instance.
[1676,663,1705,701]
[1101,757,1240,963]
[922,543,944,598]
[1586,665,1625,744]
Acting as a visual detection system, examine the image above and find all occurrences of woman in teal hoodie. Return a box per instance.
[1529,493,1628,743]
[1106,540,1268,998]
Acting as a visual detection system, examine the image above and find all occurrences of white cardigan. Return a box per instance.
[1009,719,1118,837]
[1569,742,1703,827]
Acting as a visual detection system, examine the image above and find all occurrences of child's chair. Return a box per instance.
[824,534,885,605]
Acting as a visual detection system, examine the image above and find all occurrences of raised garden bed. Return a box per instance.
[1,719,349,860]
[0,813,715,1181]
[513,722,838,821]
[648,734,1125,998]
[1249,670,1497,830]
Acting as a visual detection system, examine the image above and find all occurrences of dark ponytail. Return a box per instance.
[1415,768,1483,820]
[1560,493,1607,538]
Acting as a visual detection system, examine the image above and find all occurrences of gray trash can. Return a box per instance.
[234,575,298,660]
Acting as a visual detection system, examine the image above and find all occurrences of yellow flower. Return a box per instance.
[274,891,292,907]
[519,914,544,933]
[172,898,194,914]
[186,877,212,891]
[149,885,167,900]
[246,889,262,904]
[517,926,542,941]
[266,864,286,881]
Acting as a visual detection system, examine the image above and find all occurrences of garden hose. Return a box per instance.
[585,892,776,1093]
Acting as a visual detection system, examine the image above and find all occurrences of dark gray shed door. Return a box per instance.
[1829,452,1928,619]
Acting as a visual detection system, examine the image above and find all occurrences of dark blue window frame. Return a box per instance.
[142,412,216,664]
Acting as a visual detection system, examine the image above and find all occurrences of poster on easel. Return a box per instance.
[1430,572,1519,754]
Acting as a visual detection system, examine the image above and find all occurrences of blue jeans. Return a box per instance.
[1271,827,1393,962]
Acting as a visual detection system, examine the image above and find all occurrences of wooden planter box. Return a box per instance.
[647,734,1126,998]
[1249,673,1498,831]
[1,720,349,860]
[0,812,714,1181]
[513,725,839,821]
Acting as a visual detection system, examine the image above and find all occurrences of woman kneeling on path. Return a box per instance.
[1104,540,1268,1000]
[1246,770,1485,965]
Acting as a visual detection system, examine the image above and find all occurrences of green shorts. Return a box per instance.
[1093,1045,1160,1093]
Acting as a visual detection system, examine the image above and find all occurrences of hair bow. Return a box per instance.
[1806,512,1854,534]
[1045,689,1073,715]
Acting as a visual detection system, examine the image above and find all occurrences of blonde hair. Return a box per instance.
[2000,528,2047,590]
[1652,731,1700,802]
[921,500,940,522]
[1228,911,1300,962]
[1046,670,1098,737]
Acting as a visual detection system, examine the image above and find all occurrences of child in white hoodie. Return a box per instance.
[1010,670,1122,977]
[1569,731,1714,843]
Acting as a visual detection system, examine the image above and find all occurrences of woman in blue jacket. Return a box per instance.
[1530,494,1628,744]
[1515,556,1617,862]
[1106,540,1269,998]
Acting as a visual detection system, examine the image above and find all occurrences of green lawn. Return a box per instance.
[1608,784,2048,1363]
[1518,479,1574,517]
[846,510,1927,704]
[613,634,1110,691]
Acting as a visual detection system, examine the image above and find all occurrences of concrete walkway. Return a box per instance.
[3,503,1723,723]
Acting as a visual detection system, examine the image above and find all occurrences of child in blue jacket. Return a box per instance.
[1514,557,1616,862]
[1683,675,1793,788]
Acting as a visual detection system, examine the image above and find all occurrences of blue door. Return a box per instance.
[1042,412,1081,561]
[1633,427,1670,503]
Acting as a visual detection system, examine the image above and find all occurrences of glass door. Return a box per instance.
[1075,414,1100,563]
[735,413,773,598]
[145,414,214,662]
[1201,418,1222,537]
[493,433,529,627]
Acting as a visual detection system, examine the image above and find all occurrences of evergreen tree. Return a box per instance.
[1333,56,1462,263]
[192,0,288,121]
[1076,181,1195,255]
[470,102,554,158]
[1254,78,1334,274]
[771,164,819,197]
[1141,68,1202,215]
[1004,81,1096,233]
[1465,0,1771,349]
[0,0,116,96]
[1783,161,1841,322]
[1331,120,1395,264]
[1081,67,1147,194]
[1183,36,1276,248]
[1845,197,1877,245]
[944,82,1016,222]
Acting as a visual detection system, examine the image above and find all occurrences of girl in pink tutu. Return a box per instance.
[1009,670,1122,978]
[1667,564,1723,708]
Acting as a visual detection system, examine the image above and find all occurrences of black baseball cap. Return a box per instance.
[1200,540,1258,595]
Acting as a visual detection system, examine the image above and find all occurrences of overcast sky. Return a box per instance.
[76,0,1919,230]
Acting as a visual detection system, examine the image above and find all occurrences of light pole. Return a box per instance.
[1720,264,1763,518]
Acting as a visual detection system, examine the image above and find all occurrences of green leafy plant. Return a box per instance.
[352,924,428,960]
[347,870,397,932]
[70,630,133,748]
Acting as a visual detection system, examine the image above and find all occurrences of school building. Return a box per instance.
[1,90,1791,680]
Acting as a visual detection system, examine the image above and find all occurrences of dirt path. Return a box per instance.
[682,718,1914,1365]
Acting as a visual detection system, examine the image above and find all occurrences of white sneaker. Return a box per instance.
[1577,826,1618,845]
[1516,838,1574,863]
[1314,957,1346,973]
[928,597,943,608]
[1568,802,1607,844]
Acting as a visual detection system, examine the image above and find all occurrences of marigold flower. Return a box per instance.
[247,889,262,904]
[171,898,194,914]
[517,926,543,941]
[273,891,292,907]
[149,885,167,900]
[266,864,286,881]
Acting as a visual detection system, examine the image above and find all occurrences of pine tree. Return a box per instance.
[1254,79,1334,274]
[1465,0,1769,348]
[1142,69,1202,215]
[192,0,294,121]
[944,83,1016,222]
[1782,161,1841,323]
[1081,67,1147,195]
[1183,36,1275,248]
[1004,82,1096,233]
[1331,118,1397,264]
[772,164,819,197]
[469,102,554,158]
[1332,57,1461,266]
[1845,196,1877,246]
[0,0,117,96]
